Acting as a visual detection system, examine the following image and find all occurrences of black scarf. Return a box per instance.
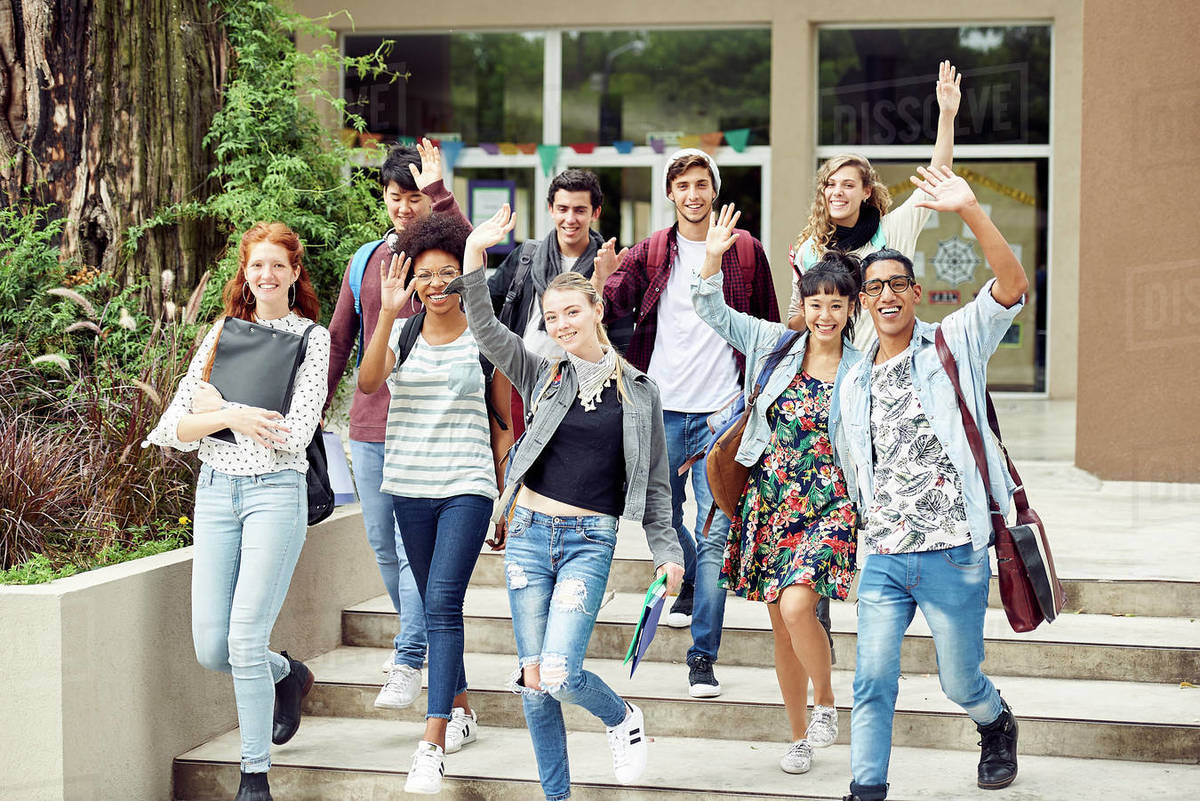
[527,228,605,331]
[830,204,881,253]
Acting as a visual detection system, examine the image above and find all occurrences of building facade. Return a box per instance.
[296,0,1200,481]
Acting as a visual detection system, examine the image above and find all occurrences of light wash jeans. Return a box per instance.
[192,465,307,773]
[662,409,731,664]
[505,506,628,801]
[849,543,1003,798]
[349,439,427,669]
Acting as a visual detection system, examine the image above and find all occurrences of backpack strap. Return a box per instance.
[349,239,385,366]
[647,228,672,272]
[732,228,756,280]
[390,311,426,375]
[498,240,539,329]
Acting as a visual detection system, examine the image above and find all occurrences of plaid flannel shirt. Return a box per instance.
[602,224,781,375]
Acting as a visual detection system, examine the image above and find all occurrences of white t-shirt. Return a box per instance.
[646,234,740,412]
[522,254,580,360]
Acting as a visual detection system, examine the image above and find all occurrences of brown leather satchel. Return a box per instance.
[935,328,1066,632]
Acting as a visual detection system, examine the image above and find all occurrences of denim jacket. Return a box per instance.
[452,268,684,570]
[839,278,1023,552]
[691,270,862,501]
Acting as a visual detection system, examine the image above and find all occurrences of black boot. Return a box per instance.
[272,651,313,746]
[977,697,1019,789]
[234,770,272,801]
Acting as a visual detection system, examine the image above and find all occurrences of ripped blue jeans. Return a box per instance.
[505,506,627,801]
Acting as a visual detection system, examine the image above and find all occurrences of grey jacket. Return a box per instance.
[453,268,684,569]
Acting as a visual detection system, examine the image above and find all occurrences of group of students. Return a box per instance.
[147,60,1027,801]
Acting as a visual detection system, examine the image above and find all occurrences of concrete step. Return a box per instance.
[173,716,1200,801]
[471,551,1200,618]
[343,589,1200,684]
[300,646,1200,763]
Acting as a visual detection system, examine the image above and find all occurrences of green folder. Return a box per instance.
[623,573,669,676]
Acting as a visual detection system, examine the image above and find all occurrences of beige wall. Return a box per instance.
[0,506,380,801]
[1077,0,1200,481]
[299,0,1084,400]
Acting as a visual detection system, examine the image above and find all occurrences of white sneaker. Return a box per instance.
[605,702,648,785]
[806,704,838,748]
[404,741,444,794]
[381,650,397,673]
[374,663,422,709]
[444,707,478,754]
[779,739,813,774]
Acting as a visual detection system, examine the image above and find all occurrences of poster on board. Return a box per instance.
[468,180,517,255]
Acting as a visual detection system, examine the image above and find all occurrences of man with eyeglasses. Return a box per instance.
[838,165,1028,801]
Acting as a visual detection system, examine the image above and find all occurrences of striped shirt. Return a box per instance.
[382,325,497,500]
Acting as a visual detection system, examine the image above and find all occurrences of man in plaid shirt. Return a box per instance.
[592,149,780,698]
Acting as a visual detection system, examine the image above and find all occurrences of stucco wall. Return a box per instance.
[1076,0,1200,481]
[0,505,378,801]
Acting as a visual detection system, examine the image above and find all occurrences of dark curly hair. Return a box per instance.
[392,213,472,287]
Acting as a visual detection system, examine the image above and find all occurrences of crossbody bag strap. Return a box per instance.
[933,327,998,512]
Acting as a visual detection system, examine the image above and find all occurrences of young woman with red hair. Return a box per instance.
[145,222,330,801]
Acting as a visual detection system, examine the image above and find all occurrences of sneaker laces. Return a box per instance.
[385,664,417,692]
[606,724,631,769]
[810,705,836,730]
[786,740,811,758]
[410,744,442,775]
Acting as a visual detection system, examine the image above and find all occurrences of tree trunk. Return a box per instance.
[0,0,227,316]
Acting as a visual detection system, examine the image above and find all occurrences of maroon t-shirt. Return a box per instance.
[324,180,467,442]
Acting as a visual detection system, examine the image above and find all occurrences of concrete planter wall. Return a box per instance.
[0,507,378,801]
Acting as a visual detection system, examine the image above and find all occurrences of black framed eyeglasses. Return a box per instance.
[861,275,915,297]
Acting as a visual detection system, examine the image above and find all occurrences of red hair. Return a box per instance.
[220,222,320,322]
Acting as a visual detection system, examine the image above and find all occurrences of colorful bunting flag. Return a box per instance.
[724,128,751,153]
[398,136,416,146]
[440,140,464,171]
[569,142,596,154]
[677,134,701,150]
[613,140,634,154]
[649,137,665,154]
[479,143,500,155]
[497,142,520,155]
[698,132,723,155]
[516,143,538,155]
[537,144,561,176]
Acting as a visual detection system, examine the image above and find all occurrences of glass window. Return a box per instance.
[344,33,543,143]
[818,26,1051,146]
[561,29,770,146]
[871,159,1048,391]
[451,168,537,270]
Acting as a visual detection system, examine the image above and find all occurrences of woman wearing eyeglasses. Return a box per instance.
[357,213,510,795]
[787,60,962,351]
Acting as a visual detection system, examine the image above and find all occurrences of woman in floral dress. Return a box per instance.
[692,204,862,776]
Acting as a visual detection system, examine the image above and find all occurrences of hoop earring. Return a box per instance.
[242,282,255,305]
[288,282,297,308]
[409,294,418,314]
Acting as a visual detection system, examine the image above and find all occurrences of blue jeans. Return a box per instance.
[505,507,627,801]
[390,494,491,720]
[662,409,731,663]
[191,465,307,773]
[850,544,1003,797]
[349,439,426,669]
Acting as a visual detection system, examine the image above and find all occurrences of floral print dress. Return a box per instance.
[720,371,857,602]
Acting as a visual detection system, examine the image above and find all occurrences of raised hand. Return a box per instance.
[911,165,977,214]
[407,137,442,191]
[379,251,416,313]
[594,237,629,284]
[705,203,742,260]
[465,204,517,254]
[936,60,962,117]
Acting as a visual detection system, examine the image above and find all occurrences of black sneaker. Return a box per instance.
[665,581,694,628]
[687,654,721,698]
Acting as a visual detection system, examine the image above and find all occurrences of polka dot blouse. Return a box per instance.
[143,312,331,476]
